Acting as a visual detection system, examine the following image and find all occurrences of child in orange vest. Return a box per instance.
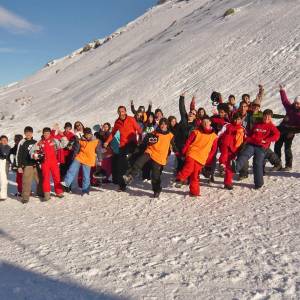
[176,117,218,197]
[218,113,246,190]
[123,118,175,198]
[61,128,102,195]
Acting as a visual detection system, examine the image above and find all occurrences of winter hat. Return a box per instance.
[294,96,300,104]
[83,127,92,135]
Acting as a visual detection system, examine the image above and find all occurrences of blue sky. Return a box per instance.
[0,0,157,86]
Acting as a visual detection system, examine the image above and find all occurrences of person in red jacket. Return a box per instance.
[31,127,67,201]
[176,117,218,197]
[232,109,280,189]
[219,113,246,190]
[104,105,142,191]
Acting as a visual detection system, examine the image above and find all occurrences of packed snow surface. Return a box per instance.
[0,0,299,299]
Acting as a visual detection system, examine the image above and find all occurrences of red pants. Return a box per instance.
[176,157,203,196]
[219,148,235,186]
[16,171,23,193]
[41,161,63,194]
[101,157,112,178]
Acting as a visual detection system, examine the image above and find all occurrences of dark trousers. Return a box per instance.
[236,144,266,188]
[264,148,281,167]
[142,160,152,180]
[128,153,163,193]
[117,143,138,189]
[274,132,294,167]
[111,154,119,184]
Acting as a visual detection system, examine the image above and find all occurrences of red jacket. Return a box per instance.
[106,116,142,148]
[219,123,245,154]
[36,138,59,163]
[246,122,280,149]
[51,130,75,164]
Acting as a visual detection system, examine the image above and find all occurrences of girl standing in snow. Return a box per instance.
[0,136,11,201]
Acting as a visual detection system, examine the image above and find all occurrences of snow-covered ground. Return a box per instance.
[0,0,299,299]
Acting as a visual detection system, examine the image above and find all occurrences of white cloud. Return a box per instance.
[0,6,41,33]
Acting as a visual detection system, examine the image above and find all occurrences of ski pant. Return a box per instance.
[41,161,63,195]
[116,143,137,189]
[264,148,281,168]
[142,159,152,180]
[219,151,235,186]
[101,157,112,179]
[176,156,203,196]
[111,154,119,184]
[236,144,249,177]
[64,159,91,193]
[127,153,163,193]
[22,166,43,201]
[274,131,294,168]
[0,159,9,199]
[16,171,22,193]
[235,144,266,188]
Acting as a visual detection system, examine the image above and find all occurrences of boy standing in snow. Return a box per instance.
[16,126,43,203]
[176,117,218,197]
[62,128,102,195]
[0,136,11,201]
[123,118,175,198]
[31,127,67,201]
[232,109,280,189]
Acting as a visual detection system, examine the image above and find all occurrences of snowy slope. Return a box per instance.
[0,0,300,299]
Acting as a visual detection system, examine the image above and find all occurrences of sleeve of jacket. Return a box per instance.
[146,104,152,115]
[280,89,292,111]
[16,141,24,168]
[205,138,218,166]
[95,141,103,161]
[190,97,196,111]
[133,117,142,135]
[131,104,137,115]
[181,131,196,155]
[179,95,188,124]
[264,125,280,145]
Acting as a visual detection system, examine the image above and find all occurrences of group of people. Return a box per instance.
[0,84,299,202]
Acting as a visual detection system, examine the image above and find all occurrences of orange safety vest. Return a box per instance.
[186,130,217,165]
[76,139,99,167]
[145,132,174,166]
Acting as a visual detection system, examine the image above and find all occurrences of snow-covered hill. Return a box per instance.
[0,0,299,299]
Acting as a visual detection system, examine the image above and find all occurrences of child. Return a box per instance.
[31,127,67,201]
[16,126,43,203]
[232,109,280,189]
[123,118,175,198]
[9,134,23,196]
[219,113,245,189]
[0,135,11,201]
[61,128,102,195]
[176,117,218,197]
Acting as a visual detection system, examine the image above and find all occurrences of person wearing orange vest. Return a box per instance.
[176,117,218,197]
[104,105,142,192]
[218,113,246,190]
[123,118,176,198]
[61,128,102,195]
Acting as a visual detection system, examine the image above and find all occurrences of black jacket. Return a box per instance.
[16,138,38,167]
[175,95,196,150]
[0,144,11,160]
